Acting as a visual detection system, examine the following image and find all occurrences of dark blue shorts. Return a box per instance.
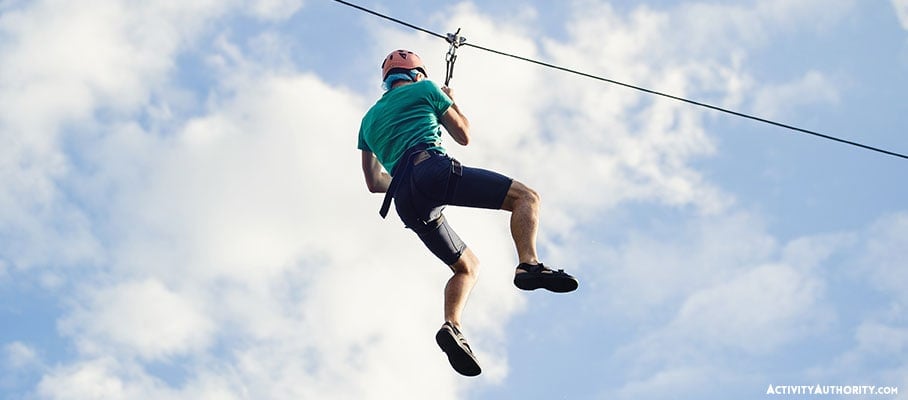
[393,151,513,266]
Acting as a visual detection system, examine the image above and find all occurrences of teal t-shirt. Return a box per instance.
[358,80,454,174]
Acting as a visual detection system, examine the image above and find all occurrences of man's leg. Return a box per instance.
[440,161,575,291]
[438,247,483,376]
[444,248,479,329]
[500,180,579,292]
[500,180,541,265]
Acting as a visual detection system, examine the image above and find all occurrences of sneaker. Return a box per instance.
[514,263,579,293]
[435,322,481,376]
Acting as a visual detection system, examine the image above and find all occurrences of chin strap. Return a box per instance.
[444,28,467,87]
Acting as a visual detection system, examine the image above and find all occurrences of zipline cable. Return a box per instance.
[332,0,445,40]
[331,0,908,161]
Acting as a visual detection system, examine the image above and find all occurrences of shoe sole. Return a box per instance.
[514,275,579,293]
[435,328,481,377]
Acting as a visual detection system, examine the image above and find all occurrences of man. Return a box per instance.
[358,49,578,377]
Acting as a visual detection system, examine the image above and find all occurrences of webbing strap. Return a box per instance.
[443,158,463,203]
[379,143,431,218]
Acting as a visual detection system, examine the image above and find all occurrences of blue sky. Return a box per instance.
[1,0,907,399]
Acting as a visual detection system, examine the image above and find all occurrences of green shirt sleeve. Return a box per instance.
[425,80,454,120]
[357,119,371,152]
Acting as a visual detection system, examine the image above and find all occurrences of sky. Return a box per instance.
[1,0,907,399]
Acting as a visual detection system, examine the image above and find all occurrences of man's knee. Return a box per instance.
[450,248,479,276]
[504,180,540,211]
[521,183,540,207]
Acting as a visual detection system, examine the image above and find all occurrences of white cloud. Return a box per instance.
[0,0,229,271]
[810,320,908,390]
[752,70,840,120]
[540,4,740,218]
[103,73,365,284]
[858,212,908,304]
[585,212,778,320]
[1,341,42,393]
[854,322,908,356]
[605,215,840,357]
[600,209,908,398]
[676,0,855,53]
[612,365,735,400]
[4,341,40,369]
[673,262,826,352]
[893,0,908,30]
[38,358,133,400]
[60,279,216,361]
[246,0,304,20]
[807,212,908,388]
[36,357,181,400]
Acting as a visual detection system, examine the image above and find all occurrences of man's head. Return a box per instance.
[381,49,427,90]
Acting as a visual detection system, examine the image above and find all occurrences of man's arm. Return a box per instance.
[361,150,391,193]
[440,86,470,146]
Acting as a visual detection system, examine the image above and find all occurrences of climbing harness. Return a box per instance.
[378,143,463,219]
[444,28,467,86]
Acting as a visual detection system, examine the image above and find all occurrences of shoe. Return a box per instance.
[435,322,481,376]
[514,263,579,293]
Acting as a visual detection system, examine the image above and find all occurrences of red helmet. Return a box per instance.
[381,49,427,80]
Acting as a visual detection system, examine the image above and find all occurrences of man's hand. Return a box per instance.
[441,85,455,100]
